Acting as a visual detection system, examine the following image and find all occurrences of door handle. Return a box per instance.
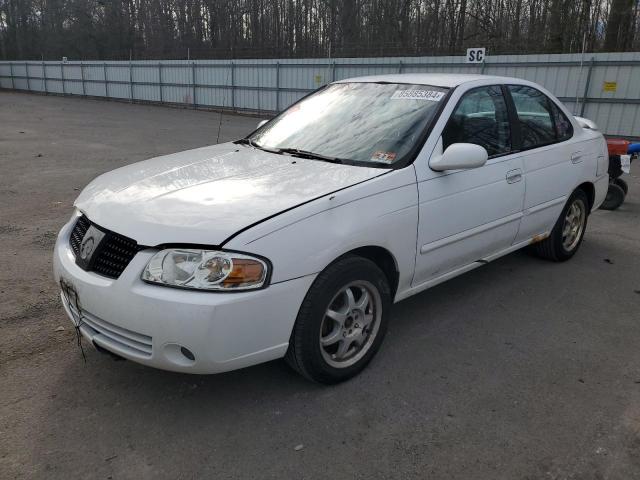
[571,152,584,164]
[506,168,522,184]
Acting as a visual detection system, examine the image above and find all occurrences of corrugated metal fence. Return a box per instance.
[1,52,639,138]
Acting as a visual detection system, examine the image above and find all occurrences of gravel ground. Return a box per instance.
[1,91,640,480]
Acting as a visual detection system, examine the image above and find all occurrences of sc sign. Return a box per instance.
[466,48,486,63]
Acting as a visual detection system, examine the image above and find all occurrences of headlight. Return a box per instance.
[142,249,269,291]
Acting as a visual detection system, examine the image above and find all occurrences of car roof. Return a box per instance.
[335,73,524,88]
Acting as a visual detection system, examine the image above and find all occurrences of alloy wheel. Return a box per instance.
[319,280,382,368]
[561,198,586,251]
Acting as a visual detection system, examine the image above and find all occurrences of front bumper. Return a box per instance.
[53,218,315,374]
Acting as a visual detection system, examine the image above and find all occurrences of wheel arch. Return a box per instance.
[333,246,400,299]
[576,181,595,211]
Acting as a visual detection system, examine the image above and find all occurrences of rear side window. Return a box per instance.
[442,85,511,157]
[508,85,565,149]
[550,102,573,141]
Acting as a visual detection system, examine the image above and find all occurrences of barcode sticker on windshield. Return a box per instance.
[391,90,445,101]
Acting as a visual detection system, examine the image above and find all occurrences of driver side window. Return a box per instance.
[442,85,511,157]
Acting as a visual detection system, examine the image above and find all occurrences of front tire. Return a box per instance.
[533,189,589,262]
[285,256,391,384]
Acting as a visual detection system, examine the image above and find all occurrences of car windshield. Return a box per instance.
[248,82,448,166]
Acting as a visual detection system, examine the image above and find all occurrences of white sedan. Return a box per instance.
[54,74,609,383]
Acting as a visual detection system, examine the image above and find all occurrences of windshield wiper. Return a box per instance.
[279,148,345,164]
[236,140,345,164]
[235,138,282,154]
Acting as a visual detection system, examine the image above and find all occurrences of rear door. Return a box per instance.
[506,85,580,242]
[413,85,525,285]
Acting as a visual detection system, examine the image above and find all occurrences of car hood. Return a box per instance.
[75,143,387,246]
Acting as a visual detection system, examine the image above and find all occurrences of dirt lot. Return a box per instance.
[1,90,640,480]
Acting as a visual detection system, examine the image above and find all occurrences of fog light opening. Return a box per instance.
[180,346,195,361]
[162,343,196,366]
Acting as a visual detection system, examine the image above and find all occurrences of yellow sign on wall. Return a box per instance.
[314,74,323,85]
[603,81,617,92]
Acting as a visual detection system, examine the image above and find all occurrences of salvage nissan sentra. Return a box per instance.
[54,74,609,383]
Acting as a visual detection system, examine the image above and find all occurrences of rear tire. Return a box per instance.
[601,183,625,211]
[285,256,391,384]
[533,189,589,262]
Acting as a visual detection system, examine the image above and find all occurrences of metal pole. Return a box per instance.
[257,62,261,115]
[580,57,595,117]
[42,58,47,94]
[481,60,487,74]
[80,61,86,96]
[9,62,14,89]
[275,62,280,112]
[331,61,336,82]
[103,62,109,98]
[158,63,163,103]
[192,61,197,109]
[61,61,66,95]
[25,62,30,91]
[129,60,133,102]
[398,61,403,73]
[232,61,237,111]
[574,32,587,114]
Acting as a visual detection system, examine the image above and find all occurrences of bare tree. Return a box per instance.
[604,0,637,51]
[0,0,638,60]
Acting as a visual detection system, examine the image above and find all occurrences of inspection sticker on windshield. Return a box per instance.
[371,151,397,163]
[391,89,445,101]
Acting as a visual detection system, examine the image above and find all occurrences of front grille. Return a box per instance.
[69,215,140,279]
[92,230,139,278]
[70,214,90,256]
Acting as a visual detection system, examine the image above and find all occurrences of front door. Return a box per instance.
[413,85,525,286]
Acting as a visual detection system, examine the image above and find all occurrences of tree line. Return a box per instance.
[0,0,639,61]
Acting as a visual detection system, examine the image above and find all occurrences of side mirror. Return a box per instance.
[257,119,268,129]
[430,143,488,171]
